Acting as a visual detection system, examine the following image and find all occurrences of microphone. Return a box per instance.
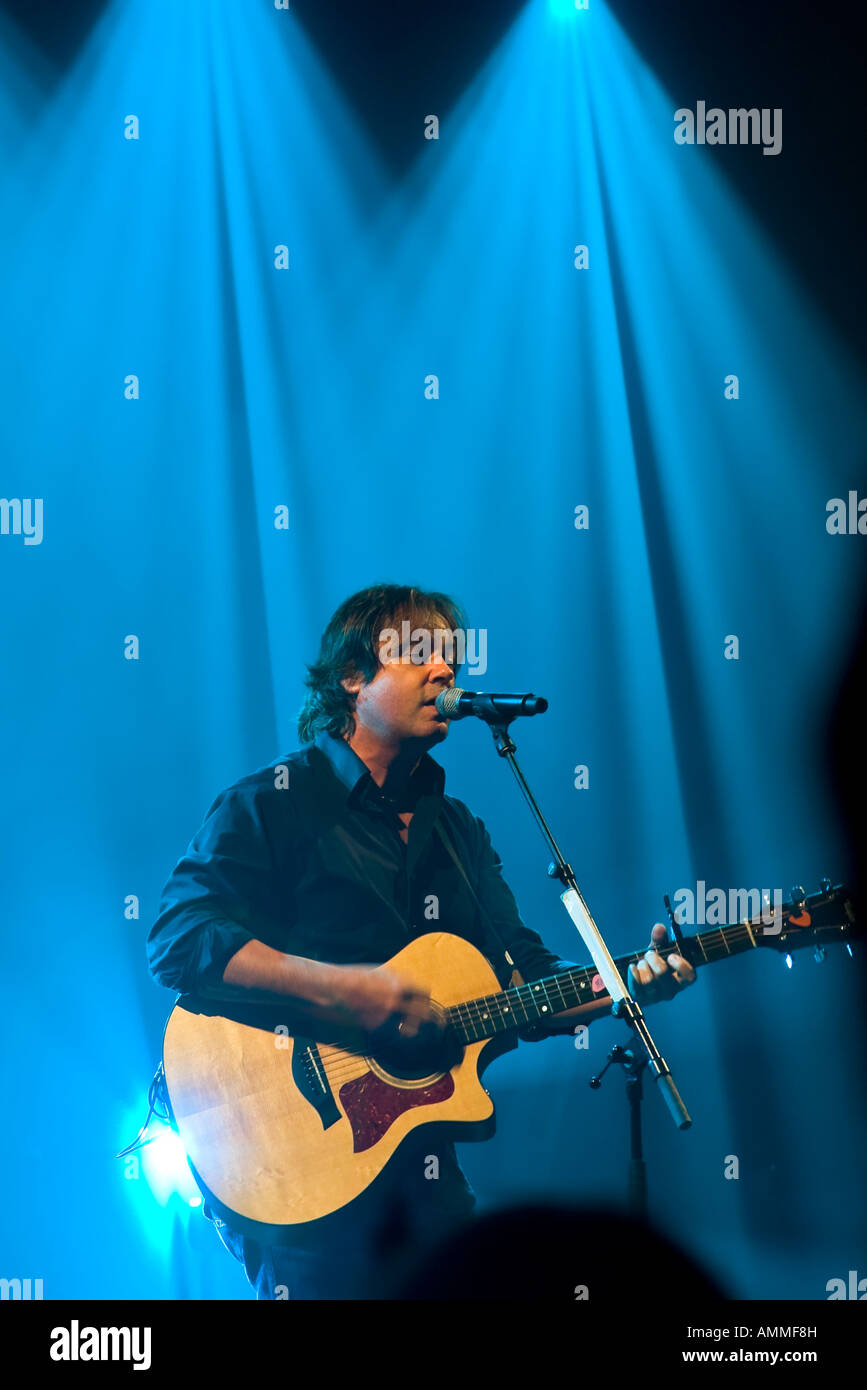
[434,689,549,722]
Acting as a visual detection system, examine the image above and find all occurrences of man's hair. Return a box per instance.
[297,582,467,744]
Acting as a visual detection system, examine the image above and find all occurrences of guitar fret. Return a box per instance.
[446,914,780,1045]
[444,885,854,1045]
[449,969,590,1044]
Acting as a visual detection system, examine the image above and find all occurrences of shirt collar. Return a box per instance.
[313,729,445,805]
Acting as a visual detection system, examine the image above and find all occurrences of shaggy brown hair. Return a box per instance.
[297,583,467,743]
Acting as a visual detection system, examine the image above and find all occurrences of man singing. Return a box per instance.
[146,583,695,1298]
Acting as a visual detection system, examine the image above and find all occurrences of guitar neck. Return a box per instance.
[446,919,767,1045]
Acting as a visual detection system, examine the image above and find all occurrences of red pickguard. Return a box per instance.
[339,1070,455,1152]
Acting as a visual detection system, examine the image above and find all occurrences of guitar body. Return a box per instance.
[162,932,508,1239]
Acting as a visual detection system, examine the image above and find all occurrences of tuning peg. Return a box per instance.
[821,876,832,895]
[791,884,806,909]
[813,946,826,963]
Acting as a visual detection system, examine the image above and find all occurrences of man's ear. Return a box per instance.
[341,672,362,696]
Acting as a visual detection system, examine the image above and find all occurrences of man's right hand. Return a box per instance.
[222,942,445,1043]
[333,964,439,1036]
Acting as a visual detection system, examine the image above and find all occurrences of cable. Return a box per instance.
[114,1062,173,1159]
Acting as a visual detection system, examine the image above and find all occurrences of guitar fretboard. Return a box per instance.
[445,916,777,1044]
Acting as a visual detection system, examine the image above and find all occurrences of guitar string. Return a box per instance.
[304,969,581,1082]
[303,921,789,1085]
[304,932,766,1085]
[278,920,789,1083]
[310,961,632,1083]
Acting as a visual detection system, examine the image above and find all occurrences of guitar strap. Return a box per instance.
[433,817,520,985]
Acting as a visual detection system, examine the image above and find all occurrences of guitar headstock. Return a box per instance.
[667,880,862,971]
[759,881,861,959]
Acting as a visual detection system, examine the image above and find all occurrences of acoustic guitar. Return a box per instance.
[161,881,857,1239]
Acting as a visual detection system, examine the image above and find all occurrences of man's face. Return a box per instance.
[345,622,457,747]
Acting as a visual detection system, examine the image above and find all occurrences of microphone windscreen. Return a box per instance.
[435,688,466,719]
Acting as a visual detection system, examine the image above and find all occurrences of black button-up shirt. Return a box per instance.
[147,731,577,1227]
[147,730,574,998]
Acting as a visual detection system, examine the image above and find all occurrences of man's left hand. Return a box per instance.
[628,922,696,1003]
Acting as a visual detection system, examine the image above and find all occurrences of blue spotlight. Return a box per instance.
[139,1122,201,1209]
[548,0,590,17]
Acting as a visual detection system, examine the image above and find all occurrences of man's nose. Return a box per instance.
[426,655,454,683]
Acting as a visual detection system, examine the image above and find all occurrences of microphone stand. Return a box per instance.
[484,717,691,1212]
[589,1043,649,1219]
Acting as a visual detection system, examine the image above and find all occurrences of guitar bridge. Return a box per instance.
[291,1039,341,1130]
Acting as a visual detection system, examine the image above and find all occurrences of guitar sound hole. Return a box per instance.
[370,1022,463,1081]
